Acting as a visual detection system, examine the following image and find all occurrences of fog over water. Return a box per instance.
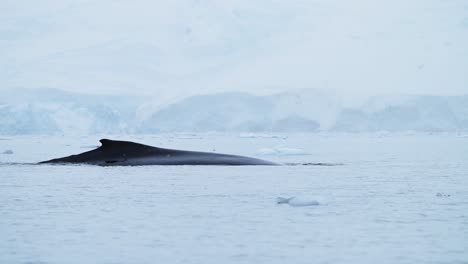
[1,0,467,101]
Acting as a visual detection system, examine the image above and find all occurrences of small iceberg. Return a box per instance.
[276,196,320,207]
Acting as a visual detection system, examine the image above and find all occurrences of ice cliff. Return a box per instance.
[0,88,467,135]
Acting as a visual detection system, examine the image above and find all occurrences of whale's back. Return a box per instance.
[40,139,277,166]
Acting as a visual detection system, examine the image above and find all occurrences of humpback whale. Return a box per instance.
[40,139,277,166]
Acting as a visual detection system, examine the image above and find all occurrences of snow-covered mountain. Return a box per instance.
[138,90,339,132]
[0,88,336,134]
[1,88,467,135]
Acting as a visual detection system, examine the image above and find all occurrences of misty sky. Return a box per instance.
[1,0,467,99]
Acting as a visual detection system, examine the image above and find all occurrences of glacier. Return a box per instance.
[1,88,468,135]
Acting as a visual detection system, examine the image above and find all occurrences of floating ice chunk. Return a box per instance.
[276,196,320,207]
[276,197,294,204]
[2,149,13,154]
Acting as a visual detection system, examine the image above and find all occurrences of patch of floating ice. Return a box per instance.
[276,196,320,207]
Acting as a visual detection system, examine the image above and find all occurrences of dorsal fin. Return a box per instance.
[99,139,120,147]
[99,139,153,150]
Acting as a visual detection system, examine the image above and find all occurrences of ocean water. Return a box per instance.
[1,133,467,264]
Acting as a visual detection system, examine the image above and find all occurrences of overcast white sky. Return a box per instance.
[1,0,467,99]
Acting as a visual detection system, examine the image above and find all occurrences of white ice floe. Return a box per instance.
[276,196,320,207]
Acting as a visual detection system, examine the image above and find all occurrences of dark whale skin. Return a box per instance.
[39,139,278,166]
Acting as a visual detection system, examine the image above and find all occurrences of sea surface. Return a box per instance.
[1,133,467,264]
